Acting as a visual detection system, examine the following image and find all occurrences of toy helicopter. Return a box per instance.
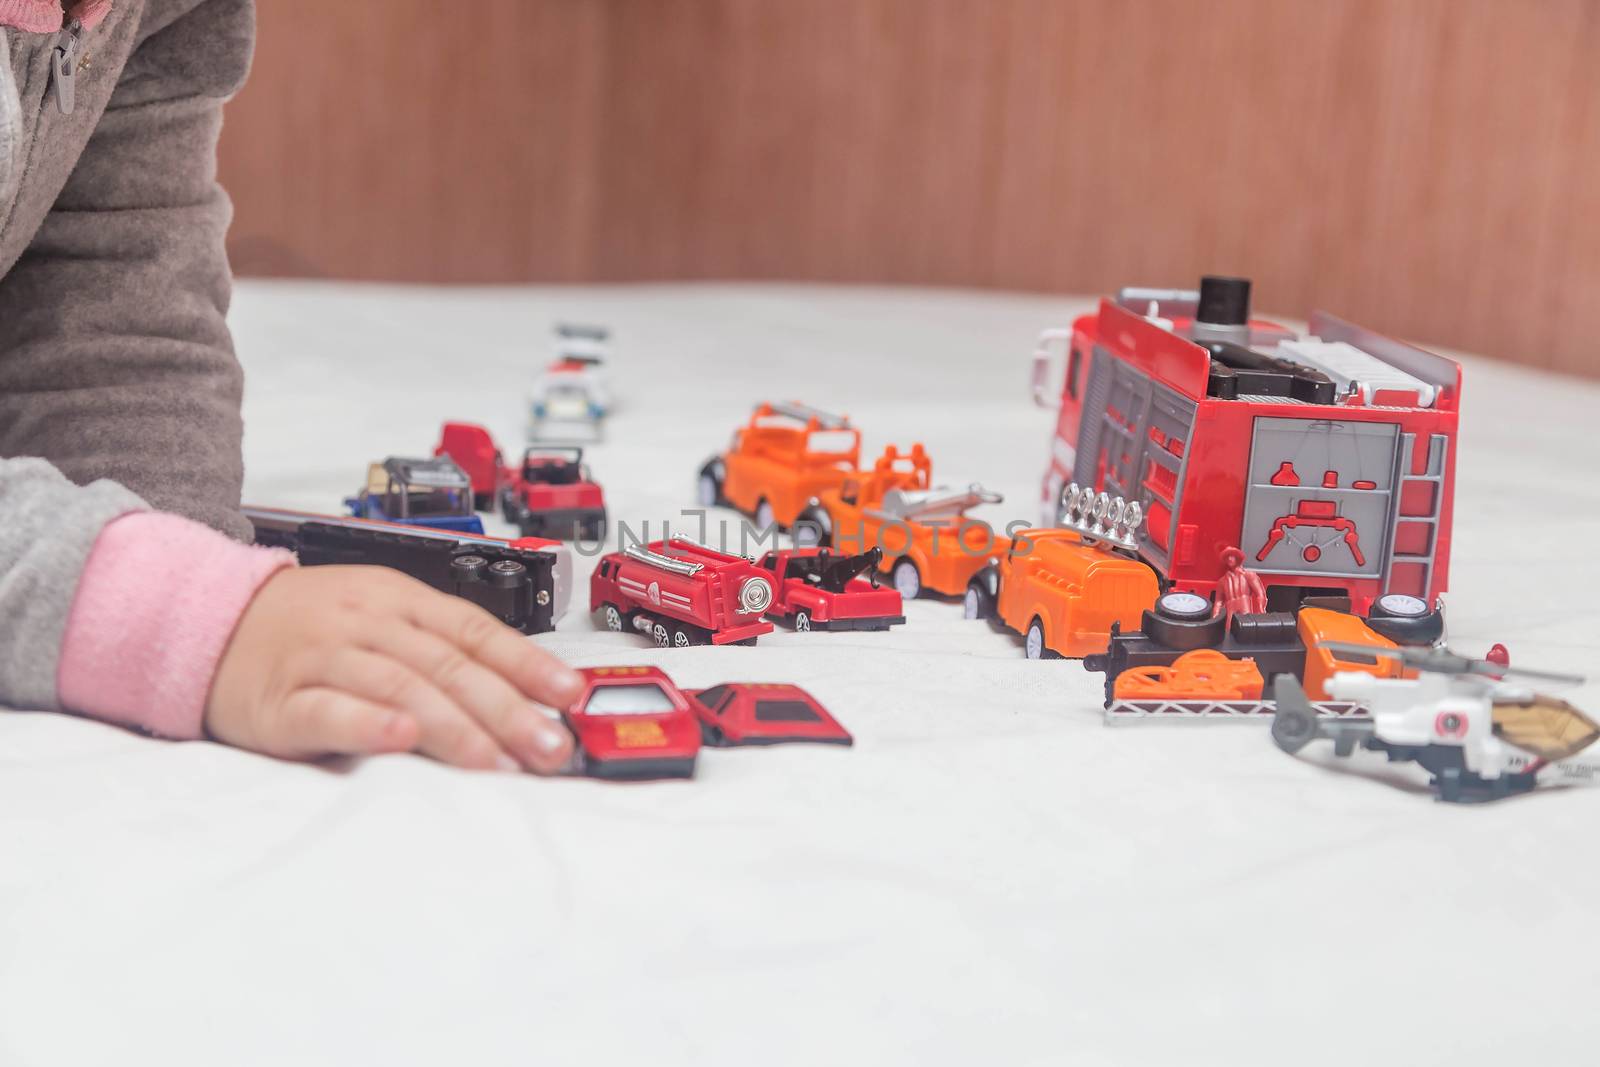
[1270,644,1598,803]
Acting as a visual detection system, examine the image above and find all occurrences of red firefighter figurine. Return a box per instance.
[1218,546,1267,621]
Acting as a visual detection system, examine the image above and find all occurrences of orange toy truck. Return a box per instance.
[802,444,1011,599]
[964,529,1161,659]
[697,403,861,529]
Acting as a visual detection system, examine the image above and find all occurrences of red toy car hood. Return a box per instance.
[571,712,701,762]
[688,684,854,747]
[524,482,604,510]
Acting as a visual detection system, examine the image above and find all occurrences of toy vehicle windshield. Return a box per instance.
[583,683,678,716]
[402,485,473,517]
[754,699,824,723]
[806,429,858,456]
[694,685,735,713]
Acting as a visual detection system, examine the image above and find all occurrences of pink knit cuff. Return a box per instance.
[57,512,295,740]
[0,0,111,32]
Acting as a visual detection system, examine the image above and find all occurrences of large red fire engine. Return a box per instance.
[591,537,777,647]
[1032,277,1459,618]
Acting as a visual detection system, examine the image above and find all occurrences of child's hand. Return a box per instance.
[205,566,583,773]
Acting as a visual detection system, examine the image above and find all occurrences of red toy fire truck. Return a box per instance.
[1031,276,1459,621]
[591,538,777,647]
[434,421,607,540]
[755,546,906,632]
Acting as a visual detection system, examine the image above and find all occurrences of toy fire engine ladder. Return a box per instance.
[1382,431,1448,598]
[1104,699,1368,724]
[767,402,851,430]
[878,484,1003,521]
[624,543,705,576]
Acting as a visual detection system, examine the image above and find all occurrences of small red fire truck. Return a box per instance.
[591,538,777,647]
[1031,276,1459,619]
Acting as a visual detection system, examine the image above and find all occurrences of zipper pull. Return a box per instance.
[51,21,83,116]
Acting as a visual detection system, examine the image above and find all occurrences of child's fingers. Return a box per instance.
[403,595,586,710]
[275,687,420,759]
[317,646,518,771]
[363,623,573,774]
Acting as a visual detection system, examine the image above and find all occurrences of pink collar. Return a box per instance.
[0,1,111,34]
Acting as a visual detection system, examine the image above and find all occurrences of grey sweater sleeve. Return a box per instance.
[0,2,256,541]
[0,457,144,710]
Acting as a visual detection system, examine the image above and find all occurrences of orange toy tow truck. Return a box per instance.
[801,444,1011,599]
[696,403,861,530]
[964,528,1161,659]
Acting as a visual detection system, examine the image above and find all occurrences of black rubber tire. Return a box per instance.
[450,554,489,582]
[1364,594,1445,646]
[794,504,833,548]
[696,459,725,507]
[487,559,528,588]
[794,610,813,633]
[1142,590,1226,651]
[891,558,922,600]
[964,578,996,621]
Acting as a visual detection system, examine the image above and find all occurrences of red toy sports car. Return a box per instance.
[687,683,854,747]
[564,667,702,780]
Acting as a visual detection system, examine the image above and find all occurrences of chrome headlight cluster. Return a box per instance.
[1058,483,1144,550]
[738,576,773,614]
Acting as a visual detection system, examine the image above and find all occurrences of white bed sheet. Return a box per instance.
[2,281,1597,1067]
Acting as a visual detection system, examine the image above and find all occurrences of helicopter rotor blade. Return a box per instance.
[1315,641,1585,686]
[1466,661,1587,686]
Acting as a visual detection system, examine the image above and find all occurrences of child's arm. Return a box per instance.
[0,3,256,539]
[1,458,581,772]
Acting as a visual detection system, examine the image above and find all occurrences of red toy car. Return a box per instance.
[435,421,607,540]
[565,667,702,780]
[689,682,854,747]
[591,538,777,646]
[754,546,905,632]
[562,669,856,781]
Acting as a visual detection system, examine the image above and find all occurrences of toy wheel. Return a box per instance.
[1025,617,1054,660]
[963,580,995,621]
[487,559,528,588]
[891,558,922,600]
[696,459,725,507]
[450,554,488,582]
[755,498,776,531]
[1143,590,1226,651]
[518,516,543,538]
[795,504,833,548]
[580,517,605,541]
[603,605,624,631]
[651,623,671,647]
[669,623,708,647]
[795,610,812,632]
[1365,593,1445,646]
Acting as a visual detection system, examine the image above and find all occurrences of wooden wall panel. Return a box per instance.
[221,0,607,280]
[219,0,1600,377]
